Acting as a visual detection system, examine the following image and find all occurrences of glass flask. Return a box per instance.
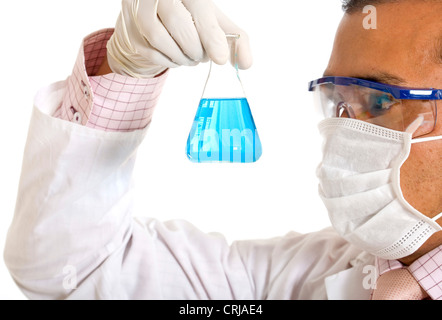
[186,34,263,163]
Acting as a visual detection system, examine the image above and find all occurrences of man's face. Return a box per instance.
[324,1,442,264]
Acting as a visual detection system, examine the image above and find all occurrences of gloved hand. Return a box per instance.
[107,0,253,78]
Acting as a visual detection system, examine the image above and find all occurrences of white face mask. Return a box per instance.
[317,117,442,260]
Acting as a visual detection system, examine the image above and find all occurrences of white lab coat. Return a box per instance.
[4,79,376,300]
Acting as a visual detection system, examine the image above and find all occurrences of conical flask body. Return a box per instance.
[186,96,262,163]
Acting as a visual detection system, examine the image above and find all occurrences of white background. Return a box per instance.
[0,0,344,299]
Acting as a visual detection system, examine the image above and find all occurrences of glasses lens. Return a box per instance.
[313,83,437,138]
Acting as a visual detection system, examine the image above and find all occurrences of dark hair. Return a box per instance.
[341,0,399,13]
[342,0,442,13]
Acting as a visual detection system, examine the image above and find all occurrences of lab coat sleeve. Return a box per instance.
[3,79,157,299]
[232,229,369,299]
[2,29,170,299]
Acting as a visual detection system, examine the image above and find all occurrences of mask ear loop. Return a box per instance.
[412,135,442,143]
[432,212,442,223]
[405,116,424,136]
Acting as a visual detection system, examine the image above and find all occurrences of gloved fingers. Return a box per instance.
[214,6,253,70]
[157,0,205,62]
[128,29,183,69]
[135,0,198,66]
[183,0,230,65]
[133,41,183,69]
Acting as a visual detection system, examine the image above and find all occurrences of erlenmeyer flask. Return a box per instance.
[186,34,262,163]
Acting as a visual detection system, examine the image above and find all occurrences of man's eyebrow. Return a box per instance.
[356,73,407,86]
[323,72,407,86]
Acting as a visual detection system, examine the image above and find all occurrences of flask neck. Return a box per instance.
[201,61,246,100]
[200,34,246,100]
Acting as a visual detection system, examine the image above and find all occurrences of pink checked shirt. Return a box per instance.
[53,29,167,132]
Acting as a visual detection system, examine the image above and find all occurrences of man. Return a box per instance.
[4,0,441,300]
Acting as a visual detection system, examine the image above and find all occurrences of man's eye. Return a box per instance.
[368,94,396,115]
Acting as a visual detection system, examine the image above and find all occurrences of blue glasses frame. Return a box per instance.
[308,77,442,100]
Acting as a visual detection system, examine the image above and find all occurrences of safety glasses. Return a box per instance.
[308,77,441,138]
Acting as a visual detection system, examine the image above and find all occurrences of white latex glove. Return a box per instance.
[107,0,253,78]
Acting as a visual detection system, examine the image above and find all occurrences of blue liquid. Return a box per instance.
[186,98,262,163]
